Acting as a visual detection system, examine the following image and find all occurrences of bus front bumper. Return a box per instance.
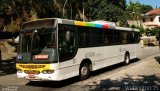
[17,72,61,81]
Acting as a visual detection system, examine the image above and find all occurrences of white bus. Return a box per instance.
[16,18,142,81]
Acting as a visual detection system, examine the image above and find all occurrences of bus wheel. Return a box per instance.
[124,53,130,65]
[79,63,90,80]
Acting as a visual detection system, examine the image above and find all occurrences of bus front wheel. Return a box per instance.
[79,63,90,80]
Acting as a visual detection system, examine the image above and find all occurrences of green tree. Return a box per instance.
[62,0,87,20]
[1,0,129,32]
[140,4,153,14]
[126,0,153,20]
[84,0,126,22]
[119,14,129,27]
[126,0,141,20]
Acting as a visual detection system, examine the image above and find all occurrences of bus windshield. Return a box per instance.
[20,28,56,52]
[17,27,58,63]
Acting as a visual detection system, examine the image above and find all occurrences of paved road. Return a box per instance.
[0,47,159,91]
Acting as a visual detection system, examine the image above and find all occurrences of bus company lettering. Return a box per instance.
[96,53,102,57]
[85,52,95,58]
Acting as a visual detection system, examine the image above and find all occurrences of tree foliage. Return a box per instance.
[126,0,153,20]
[140,4,153,14]
[84,0,126,22]
[126,0,141,20]
[0,0,154,32]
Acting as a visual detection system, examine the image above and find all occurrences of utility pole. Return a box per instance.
[63,0,68,18]
[0,0,3,17]
[82,1,84,21]
[70,0,72,20]
[0,0,3,9]
[0,0,4,32]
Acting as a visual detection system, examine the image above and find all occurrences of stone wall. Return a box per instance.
[0,40,17,60]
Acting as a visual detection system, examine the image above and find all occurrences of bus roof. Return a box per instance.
[23,18,139,32]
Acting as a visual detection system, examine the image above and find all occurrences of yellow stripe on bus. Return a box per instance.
[16,63,50,72]
[75,21,86,26]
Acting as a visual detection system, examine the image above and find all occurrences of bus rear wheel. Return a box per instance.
[79,63,90,80]
[124,53,130,65]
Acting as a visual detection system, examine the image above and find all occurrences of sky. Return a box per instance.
[126,0,160,8]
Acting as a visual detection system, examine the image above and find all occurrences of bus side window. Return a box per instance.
[58,24,77,62]
[104,36,109,45]
[121,31,128,44]
[134,32,140,43]
[92,28,104,46]
[78,27,91,48]
[113,30,121,45]
[129,32,134,44]
[104,29,114,45]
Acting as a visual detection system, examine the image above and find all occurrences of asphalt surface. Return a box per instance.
[0,46,159,91]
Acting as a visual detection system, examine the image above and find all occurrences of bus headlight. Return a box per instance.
[17,69,23,73]
[42,70,54,74]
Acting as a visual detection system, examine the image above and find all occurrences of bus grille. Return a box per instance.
[19,65,45,69]
[24,70,40,74]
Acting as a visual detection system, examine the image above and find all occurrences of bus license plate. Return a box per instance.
[28,74,35,78]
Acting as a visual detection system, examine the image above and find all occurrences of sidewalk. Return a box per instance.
[86,55,160,91]
[142,46,159,49]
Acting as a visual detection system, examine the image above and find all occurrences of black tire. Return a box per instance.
[79,63,90,80]
[124,53,130,65]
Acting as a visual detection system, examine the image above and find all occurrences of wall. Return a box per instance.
[142,15,160,29]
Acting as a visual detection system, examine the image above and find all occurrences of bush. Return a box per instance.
[130,25,145,35]
[129,25,160,36]
[145,28,160,36]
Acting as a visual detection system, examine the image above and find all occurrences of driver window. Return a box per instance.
[58,24,77,62]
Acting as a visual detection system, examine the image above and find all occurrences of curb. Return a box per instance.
[153,53,160,68]
[155,60,160,68]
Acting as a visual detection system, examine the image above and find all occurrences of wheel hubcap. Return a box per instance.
[126,56,129,63]
[81,67,88,76]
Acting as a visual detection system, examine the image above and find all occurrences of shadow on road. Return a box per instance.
[92,58,140,76]
[26,58,140,88]
[26,76,79,88]
[154,56,160,64]
[0,58,17,76]
[89,74,160,91]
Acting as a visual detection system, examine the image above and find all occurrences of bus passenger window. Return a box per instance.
[104,36,109,44]
[121,32,128,44]
[104,29,114,45]
[92,28,104,46]
[78,27,91,47]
